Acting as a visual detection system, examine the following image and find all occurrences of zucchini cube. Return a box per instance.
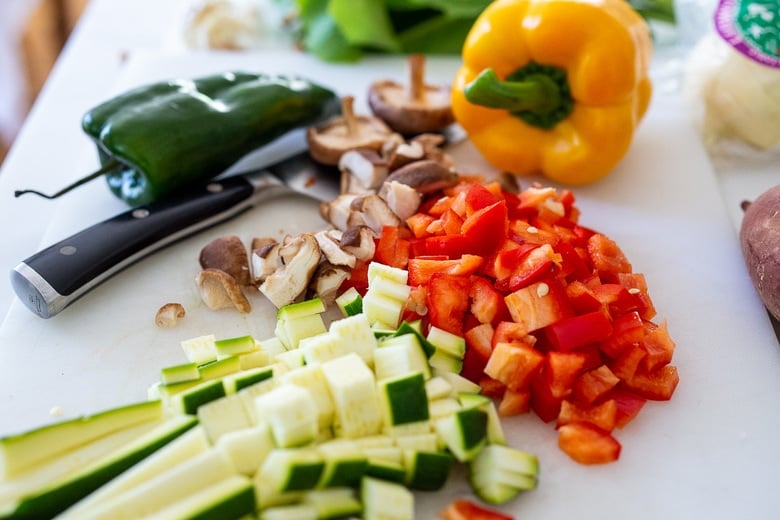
[378,372,429,427]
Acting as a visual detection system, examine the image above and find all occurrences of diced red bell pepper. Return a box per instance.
[565,280,602,314]
[406,213,436,238]
[339,259,369,295]
[440,499,514,520]
[492,321,530,347]
[495,244,559,292]
[608,344,647,381]
[557,399,618,433]
[545,310,614,352]
[618,272,657,320]
[375,225,410,269]
[587,233,632,281]
[589,282,638,317]
[426,273,472,336]
[441,208,465,235]
[504,278,573,333]
[558,423,621,465]
[623,364,679,401]
[498,387,531,417]
[484,341,545,391]
[545,351,589,398]
[599,311,645,357]
[509,219,559,246]
[530,369,564,423]
[407,255,483,286]
[610,388,648,428]
[469,276,509,325]
[572,365,620,405]
[555,241,592,282]
[465,182,502,215]
[478,376,507,398]
[461,200,508,256]
[640,319,675,371]
[462,323,494,383]
[420,235,474,258]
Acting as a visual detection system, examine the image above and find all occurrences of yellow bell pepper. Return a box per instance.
[451,0,653,185]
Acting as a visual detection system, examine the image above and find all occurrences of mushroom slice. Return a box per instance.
[315,230,356,268]
[196,268,252,313]
[378,180,422,221]
[259,233,321,308]
[385,160,459,194]
[155,303,186,328]
[368,54,455,135]
[351,194,402,235]
[340,225,377,262]
[385,140,425,171]
[307,95,394,166]
[251,239,281,284]
[339,149,389,192]
[412,133,454,169]
[199,235,251,286]
[320,193,360,231]
[308,263,351,305]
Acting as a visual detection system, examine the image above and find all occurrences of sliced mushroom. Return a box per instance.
[259,233,321,308]
[199,235,251,286]
[350,194,402,235]
[308,263,351,304]
[385,159,459,194]
[384,140,425,171]
[340,225,377,262]
[155,303,186,328]
[307,95,394,166]
[250,239,281,284]
[368,54,454,135]
[339,149,389,192]
[196,268,252,313]
[378,180,422,221]
[314,230,356,268]
[412,133,454,168]
[320,194,361,231]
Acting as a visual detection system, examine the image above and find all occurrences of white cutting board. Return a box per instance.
[1,51,779,519]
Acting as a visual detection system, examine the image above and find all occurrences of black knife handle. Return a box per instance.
[10,173,285,319]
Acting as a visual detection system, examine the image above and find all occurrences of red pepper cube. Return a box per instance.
[587,233,632,281]
[599,310,644,357]
[557,399,618,433]
[465,182,502,215]
[495,244,559,292]
[618,272,657,320]
[558,423,621,465]
[608,344,647,381]
[461,200,508,256]
[408,255,483,286]
[462,323,495,383]
[441,499,515,520]
[623,364,679,401]
[478,375,507,398]
[498,387,531,417]
[421,234,474,259]
[640,319,675,371]
[426,273,472,336]
[469,276,509,325]
[492,321,529,347]
[565,280,602,314]
[610,389,648,428]
[375,225,410,269]
[504,278,572,333]
[406,213,436,238]
[545,310,613,352]
[572,365,620,405]
[484,341,544,391]
[530,369,564,423]
[546,351,589,398]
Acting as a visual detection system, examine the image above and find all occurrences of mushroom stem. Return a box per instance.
[341,95,359,136]
[409,54,425,102]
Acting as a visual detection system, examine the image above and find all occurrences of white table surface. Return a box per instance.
[0,3,779,517]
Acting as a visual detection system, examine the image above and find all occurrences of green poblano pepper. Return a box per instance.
[17,72,340,207]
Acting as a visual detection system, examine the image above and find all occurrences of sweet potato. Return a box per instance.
[740,185,780,321]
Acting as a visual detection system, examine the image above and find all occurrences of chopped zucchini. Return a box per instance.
[197,393,252,443]
[298,332,348,365]
[199,356,241,381]
[173,379,227,415]
[328,313,379,367]
[320,354,382,439]
[144,475,255,520]
[281,364,335,430]
[260,503,318,520]
[458,392,507,446]
[214,335,258,359]
[255,385,319,448]
[216,423,275,477]
[469,444,539,505]
[223,365,275,394]
[378,372,429,426]
[335,287,363,317]
[434,408,488,462]
[316,439,367,488]
[426,326,466,358]
[403,450,453,491]
[160,362,200,385]
[424,376,454,401]
[374,335,431,381]
[303,487,362,519]
[366,262,408,286]
[277,298,326,321]
[180,334,217,364]
[360,476,414,520]
[259,449,325,493]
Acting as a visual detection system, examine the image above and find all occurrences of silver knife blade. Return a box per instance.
[10,151,340,319]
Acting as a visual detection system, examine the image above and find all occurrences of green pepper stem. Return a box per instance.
[14,159,121,200]
[464,68,562,114]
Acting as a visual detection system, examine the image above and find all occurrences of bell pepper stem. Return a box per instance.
[14,158,121,200]
[464,68,562,115]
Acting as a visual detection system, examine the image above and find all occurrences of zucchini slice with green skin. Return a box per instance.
[144,475,255,520]
[469,444,539,505]
[378,372,429,427]
[335,287,363,317]
[403,450,453,491]
[434,407,488,462]
[360,476,414,520]
[260,449,325,493]
[1,415,197,519]
[214,335,257,359]
[303,487,362,519]
[0,399,163,479]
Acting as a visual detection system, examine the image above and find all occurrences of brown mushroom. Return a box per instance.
[368,54,455,135]
[340,225,377,262]
[250,239,281,284]
[307,96,394,166]
[196,268,252,313]
[338,149,389,192]
[308,263,351,304]
[378,180,422,221]
[385,159,459,194]
[349,194,402,235]
[320,194,363,231]
[259,233,321,308]
[155,303,186,328]
[314,230,357,268]
[384,139,426,171]
[199,235,251,286]
[411,133,454,169]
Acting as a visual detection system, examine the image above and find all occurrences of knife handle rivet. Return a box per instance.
[206,182,224,194]
[132,209,150,219]
[59,245,77,256]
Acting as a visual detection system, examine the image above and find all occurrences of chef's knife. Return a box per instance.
[11,152,340,319]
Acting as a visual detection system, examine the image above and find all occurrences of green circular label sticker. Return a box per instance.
[715,0,780,68]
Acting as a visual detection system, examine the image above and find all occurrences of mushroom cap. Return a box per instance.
[307,115,393,166]
[368,79,454,135]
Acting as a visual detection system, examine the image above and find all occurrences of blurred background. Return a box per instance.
[0,0,87,165]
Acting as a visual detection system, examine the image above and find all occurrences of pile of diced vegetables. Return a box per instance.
[0,180,678,519]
